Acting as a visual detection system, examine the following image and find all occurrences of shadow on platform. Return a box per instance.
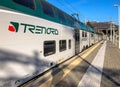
[0,49,49,87]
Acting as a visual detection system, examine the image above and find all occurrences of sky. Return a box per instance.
[46,0,120,24]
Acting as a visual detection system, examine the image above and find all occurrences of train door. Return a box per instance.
[75,29,80,54]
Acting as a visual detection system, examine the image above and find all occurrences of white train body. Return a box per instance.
[0,0,102,86]
[0,9,75,86]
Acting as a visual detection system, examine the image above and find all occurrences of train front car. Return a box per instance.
[0,0,75,86]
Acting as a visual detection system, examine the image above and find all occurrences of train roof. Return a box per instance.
[77,22,95,33]
[0,0,95,33]
[86,26,95,33]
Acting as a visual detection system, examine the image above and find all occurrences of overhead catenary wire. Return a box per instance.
[56,0,81,20]
[63,0,90,22]
[47,0,90,23]
[46,0,74,14]
[56,0,75,14]
[63,0,79,12]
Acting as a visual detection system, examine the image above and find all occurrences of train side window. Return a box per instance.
[13,0,35,10]
[91,33,94,37]
[85,32,87,37]
[82,31,84,37]
[68,17,74,26]
[41,1,54,17]
[44,41,56,56]
[59,40,66,52]
[58,10,66,22]
[69,40,71,49]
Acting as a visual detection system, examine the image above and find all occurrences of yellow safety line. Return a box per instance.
[39,41,103,87]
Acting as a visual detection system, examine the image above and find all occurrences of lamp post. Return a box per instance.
[112,23,115,44]
[114,4,120,48]
[109,17,112,41]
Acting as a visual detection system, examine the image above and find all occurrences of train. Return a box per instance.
[0,0,103,87]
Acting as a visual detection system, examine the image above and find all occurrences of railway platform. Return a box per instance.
[21,40,120,87]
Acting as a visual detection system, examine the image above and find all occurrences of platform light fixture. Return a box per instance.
[114,4,120,49]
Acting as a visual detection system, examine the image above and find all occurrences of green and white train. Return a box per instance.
[0,0,102,86]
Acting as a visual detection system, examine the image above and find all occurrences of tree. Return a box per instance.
[86,21,94,28]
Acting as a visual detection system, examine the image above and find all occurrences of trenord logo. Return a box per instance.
[8,21,59,35]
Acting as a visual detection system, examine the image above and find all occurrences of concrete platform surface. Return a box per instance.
[21,41,120,87]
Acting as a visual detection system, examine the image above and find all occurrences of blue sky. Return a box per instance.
[46,0,120,23]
